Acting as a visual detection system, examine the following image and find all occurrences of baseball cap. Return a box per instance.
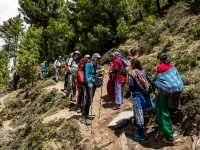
[93,53,101,59]
[84,54,91,58]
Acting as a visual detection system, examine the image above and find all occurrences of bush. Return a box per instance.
[172,50,198,73]
[0,49,9,87]
[184,0,200,13]
[6,119,83,150]
[133,16,167,52]
[190,23,200,40]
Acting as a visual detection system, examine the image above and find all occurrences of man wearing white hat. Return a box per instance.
[65,51,81,101]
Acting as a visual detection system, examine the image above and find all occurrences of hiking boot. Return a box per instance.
[76,108,81,113]
[79,116,86,124]
[85,118,92,125]
[79,116,92,125]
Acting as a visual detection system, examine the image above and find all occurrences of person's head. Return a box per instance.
[112,51,122,60]
[131,58,142,70]
[73,51,81,59]
[115,48,121,52]
[84,54,91,60]
[92,53,101,62]
[157,52,170,64]
[58,56,62,60]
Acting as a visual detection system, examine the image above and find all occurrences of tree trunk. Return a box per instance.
[156,0,162,16]
[168,0,174,6]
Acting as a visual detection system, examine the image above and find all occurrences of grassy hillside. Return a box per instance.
[0,80,84,149]
[118,2,200,135]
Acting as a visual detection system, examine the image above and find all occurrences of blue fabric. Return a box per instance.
[128,75,152,127]
[154,67,183,94]
[41,63,47,72]
[84,61,96,85]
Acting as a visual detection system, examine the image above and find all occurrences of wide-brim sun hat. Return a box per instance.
[74,51,81,55]
[93,53,101,59]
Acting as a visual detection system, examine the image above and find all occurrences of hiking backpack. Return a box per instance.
[154,67,183,94]
[77,58,87,84]
[131,69,152,95]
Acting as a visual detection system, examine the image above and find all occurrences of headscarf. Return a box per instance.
[113,51,122,59]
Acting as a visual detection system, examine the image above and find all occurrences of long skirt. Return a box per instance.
[133,92,152,128]
[156,94,174,142]
[115,81,124,105]
[107,79,115,97]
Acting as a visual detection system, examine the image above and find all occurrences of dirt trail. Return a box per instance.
[44,66,194,150]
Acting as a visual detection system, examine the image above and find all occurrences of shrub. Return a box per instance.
[190,23,200,40]
[184,0,200,13]
[7,119,83,150]
[172,50,198,73]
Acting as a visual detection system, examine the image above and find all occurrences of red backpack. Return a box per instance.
[77,58,87,84]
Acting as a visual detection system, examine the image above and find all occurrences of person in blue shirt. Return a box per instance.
[40,61,48,80]
[80,53,101,125]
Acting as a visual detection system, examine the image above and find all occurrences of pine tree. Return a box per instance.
[0,15,24,66]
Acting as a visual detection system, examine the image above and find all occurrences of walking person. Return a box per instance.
[12,69,20,90]
[77,54,91,110]
[107,61,115,100]
[154,52,183,145]
[65,51,81,101]
[54,56,62,82]
[40,61,48,80]
[112,51,128,109]
[128,58,153,142]
[80,53,101,125]
[64,53,73,91]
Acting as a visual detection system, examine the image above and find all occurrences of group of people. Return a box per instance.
[39,49,183,145]
[106,50,183,144]
[49,51,103,125]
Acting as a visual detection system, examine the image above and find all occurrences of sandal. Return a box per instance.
[163,138,175,146]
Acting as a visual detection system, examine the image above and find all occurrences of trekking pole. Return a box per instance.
[99,75,104,119]
[90,86,94,135]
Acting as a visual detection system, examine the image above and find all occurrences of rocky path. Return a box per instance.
[42,66,195,150]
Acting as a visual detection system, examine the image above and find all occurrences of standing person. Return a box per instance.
[80,53,101,125]
[66,51,81,101]
[112,51,128,109]
[154,52,183,145]
[40,61,48,80]
[128,58,152,142]
[77,54,91,109]
[107,61,115,100]
[54,56,62,82]
[12,69,20,90]
[64,53,73,91]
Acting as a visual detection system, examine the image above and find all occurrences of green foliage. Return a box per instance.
[0,81,69,126]
[19,0,66,26]
[184,0,200,12]
[17,27,41,84]
[0,49,9,87]
[133,16,167,51]
[69,0,131,52]
[19,0,74,61]
[0,15,24,64]
[6,119,83,150]
[190,24,200,40]
[172,50,198,73]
